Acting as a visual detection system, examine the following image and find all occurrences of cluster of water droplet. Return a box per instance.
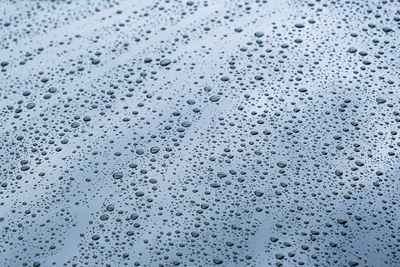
[0,0,399,266]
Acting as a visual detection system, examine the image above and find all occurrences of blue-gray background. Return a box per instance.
[0,0,399,266]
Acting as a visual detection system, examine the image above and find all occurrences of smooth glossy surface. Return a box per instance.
[0,0,399,266]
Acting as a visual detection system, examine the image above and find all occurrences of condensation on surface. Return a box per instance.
[0,0,399,266]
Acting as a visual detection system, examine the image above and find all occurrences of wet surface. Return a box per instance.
[0,0,400,266]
